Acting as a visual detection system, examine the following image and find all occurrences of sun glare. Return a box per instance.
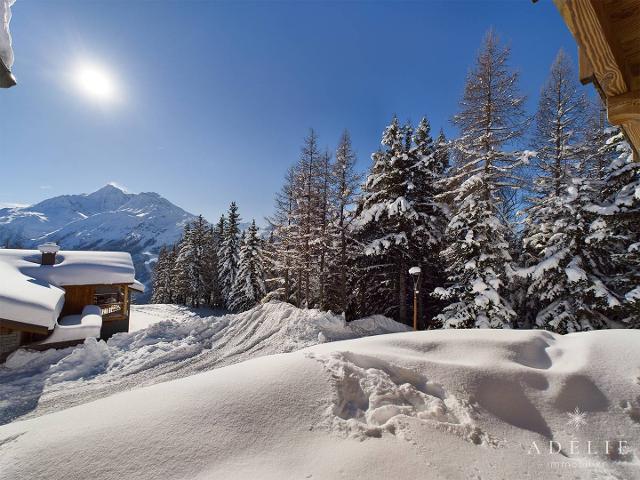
[73,63,118,103]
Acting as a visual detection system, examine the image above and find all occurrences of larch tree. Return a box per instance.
[316,149,333,309]
[326,130,361,314]
[266,166,297,304]
[293,129,322,307]
[434,29,528,329]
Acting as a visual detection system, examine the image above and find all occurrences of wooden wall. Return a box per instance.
[62,285,96,316]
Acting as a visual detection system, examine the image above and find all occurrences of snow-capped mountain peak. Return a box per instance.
[0,185,197,299]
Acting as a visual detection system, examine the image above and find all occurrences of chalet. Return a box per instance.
[0,243,144,361]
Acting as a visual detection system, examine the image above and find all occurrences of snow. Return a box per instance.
[0,248,140,329]
[0,302,409,425]
[0,0,14,68]
[625,287,640,302]
[1,318,639,479]
[34,306,102,346]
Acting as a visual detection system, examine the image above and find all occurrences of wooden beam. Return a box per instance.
[578,46,595,85]
[622,122,640,161]
[608,90,640,124]
[0,318,50,336]
[578,47,597,85]
[554,0,628,96]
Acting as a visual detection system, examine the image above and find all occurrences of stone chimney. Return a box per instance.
[38,243,60,266]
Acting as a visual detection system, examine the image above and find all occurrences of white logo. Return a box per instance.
[566,407,588,431]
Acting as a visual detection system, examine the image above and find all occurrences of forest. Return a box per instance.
[151,30,640,333]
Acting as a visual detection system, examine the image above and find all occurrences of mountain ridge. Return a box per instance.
[0,185,197,300]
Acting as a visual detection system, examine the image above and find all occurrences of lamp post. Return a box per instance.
[408,266,421,331]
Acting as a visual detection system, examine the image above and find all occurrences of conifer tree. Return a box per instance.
[199,225,218,307]
[151,246,173,303]
[326,130,361,314]
[316,149,333,309]
[209,215,226,307]
[172,223,195,305]
[434,30,527,328]
[351,117,418,324]
[410,118,449,327]
[293,129,322,307]
[521,50,617,332]
[229,220,266,312]
[218,202,241,308]
[266,166,297,303]
[587,129,640,325]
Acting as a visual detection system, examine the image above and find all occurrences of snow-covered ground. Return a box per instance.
[1,304,639,479]
[0,302,408,425]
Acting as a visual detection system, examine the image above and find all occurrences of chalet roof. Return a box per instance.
[554,0,640,158]
[0,249,141,330]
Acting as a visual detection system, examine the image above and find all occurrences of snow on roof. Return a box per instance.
[0,249,138,329]
[0,0,15,68]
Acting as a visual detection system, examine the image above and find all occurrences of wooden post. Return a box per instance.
[413,289,418,331]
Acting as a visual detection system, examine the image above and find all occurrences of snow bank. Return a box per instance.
[0,0,14,68]
[34,305,103,346]
[0,302,409,425]
[1,327,639,480]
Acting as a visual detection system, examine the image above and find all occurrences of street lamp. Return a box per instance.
[408,266,421,331]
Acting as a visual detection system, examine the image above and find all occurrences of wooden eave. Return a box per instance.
[554,0,640,159]
[0,318,50,336]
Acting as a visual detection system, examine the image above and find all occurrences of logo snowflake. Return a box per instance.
[566,407,588,431]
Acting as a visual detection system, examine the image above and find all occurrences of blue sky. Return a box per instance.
[3,0,579,222]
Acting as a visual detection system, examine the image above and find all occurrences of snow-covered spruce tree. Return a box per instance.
[434,30,527,329]
[209,215,226,308]
[199,225,218,307]
[191,215,213,307]
[229,220,266,312]
[170,216,211,307]
[151,246,174,303]
[587,129,640,326]
[434,130,450,175]
[218,202,241,308]
[409,118,449,327]
[526,177,619,331]
[172,223,195,305]
[326,130,361,314]
[351,117,420,324]
[521,50,618,332]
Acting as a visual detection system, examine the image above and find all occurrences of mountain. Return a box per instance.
[0,185,196,300]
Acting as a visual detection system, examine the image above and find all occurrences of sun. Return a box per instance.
[73,63,118,102]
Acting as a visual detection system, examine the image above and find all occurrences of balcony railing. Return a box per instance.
[99,302,126,321]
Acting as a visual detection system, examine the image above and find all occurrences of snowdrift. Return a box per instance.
[1,326,640,479]
[0,302,408,425]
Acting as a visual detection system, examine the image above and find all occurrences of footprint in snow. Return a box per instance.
[307,351,491,446]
